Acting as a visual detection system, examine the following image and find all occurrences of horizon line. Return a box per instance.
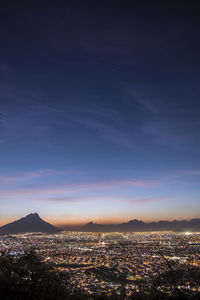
[0,212,200,229]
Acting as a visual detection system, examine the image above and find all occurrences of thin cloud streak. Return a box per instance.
[45,195,167,205]
[45,195,113,203]
[0,169,84,182]
[0,178,160,198]
[126,197,167,204]
[166,170,200,179]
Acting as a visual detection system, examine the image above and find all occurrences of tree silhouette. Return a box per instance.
[0,251,70,300]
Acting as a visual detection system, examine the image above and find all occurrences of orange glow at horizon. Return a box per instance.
[1,212,200,228]
[47,214,199,228]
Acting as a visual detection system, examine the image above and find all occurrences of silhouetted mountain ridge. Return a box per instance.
[0,213,59,235]
[1,214,199,234]
[80,218,200,232]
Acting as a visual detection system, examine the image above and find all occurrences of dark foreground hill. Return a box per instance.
[0,213,60,235]
[80,218,200,232]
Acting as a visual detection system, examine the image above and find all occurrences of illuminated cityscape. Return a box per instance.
[1,231,200,297]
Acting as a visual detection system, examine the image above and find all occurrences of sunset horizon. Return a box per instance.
[1,166,199,227]
[1,209,200,229]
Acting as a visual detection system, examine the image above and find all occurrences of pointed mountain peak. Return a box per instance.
[0,213,60,235]
[25,213,40,219]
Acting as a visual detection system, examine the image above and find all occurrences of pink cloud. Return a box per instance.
[44,195,167,205]
[42,196,168,210]
[0,169,84,182]
[45,195,112,203]
[0,178,160,201]
[0,178,159,198]
[126,197,167,204]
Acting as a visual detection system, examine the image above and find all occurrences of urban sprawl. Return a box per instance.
[0,231,200,297]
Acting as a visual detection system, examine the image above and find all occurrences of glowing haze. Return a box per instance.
[0,3,200,228]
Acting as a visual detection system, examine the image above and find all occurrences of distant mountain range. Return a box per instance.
[0,214,199,235]
[0,213,60,235]
[80,218,200,232]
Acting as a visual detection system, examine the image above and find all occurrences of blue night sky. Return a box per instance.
[0,2,200,227]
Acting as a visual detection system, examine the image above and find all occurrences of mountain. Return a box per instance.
[80,218,200,232]
[0,213,60,235]
[175,219,200,232]
[80,222,114,232]
[1,215,199,234]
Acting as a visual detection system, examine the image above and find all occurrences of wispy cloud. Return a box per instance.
[124,82,200,150]
[45,195,112,203]
[0,85,132,148]
[135,97,159,115]
[75,118,136,148]
[126,197,167,204]
[43,195,168,207]
[167,170,200,179]
[0,178,160,198]
[0,169,84,183]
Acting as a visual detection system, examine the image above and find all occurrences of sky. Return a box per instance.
[0,2,200,227]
